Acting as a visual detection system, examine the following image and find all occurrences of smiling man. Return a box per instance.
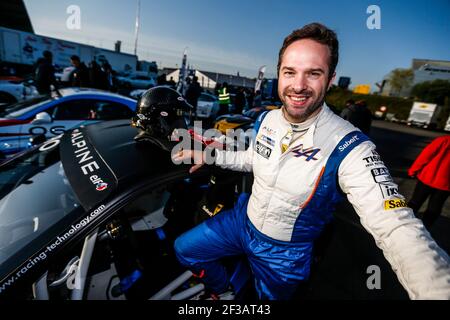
[173,23,450,300]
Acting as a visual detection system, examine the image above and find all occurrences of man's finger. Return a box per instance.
[189,163,203,174]
[172,150,188,162]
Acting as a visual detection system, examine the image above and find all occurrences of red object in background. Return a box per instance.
[408,135,450,192]
[0,76,25,82]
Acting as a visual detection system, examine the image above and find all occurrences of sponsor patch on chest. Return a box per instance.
[255,141,272,159]
[257,134,276,147]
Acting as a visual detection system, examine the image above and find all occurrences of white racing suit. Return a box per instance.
[175,104,450,299]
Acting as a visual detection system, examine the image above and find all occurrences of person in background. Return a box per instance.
[185,76,202,117]
[234,87,246,114]
[253,90,262,108]
[245,88,254,112]
[89,60,107,90]
[408,135,450,229]
[101,61,116,92]
[34,50,57,95]
[340,99,372,136]
[217,82,231,116]
[70,55,90,87]
[168,76,177,89]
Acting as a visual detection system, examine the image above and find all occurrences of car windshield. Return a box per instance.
[0,96,51,119]
[0,138,82,268]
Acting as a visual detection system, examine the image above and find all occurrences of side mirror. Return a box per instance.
[32,112,52,124]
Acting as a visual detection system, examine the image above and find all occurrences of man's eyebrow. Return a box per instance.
[308,68,325,73]
[280,66,295,71]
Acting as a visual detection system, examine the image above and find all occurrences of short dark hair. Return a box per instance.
[70,55,80,62]
[277,22,339,80]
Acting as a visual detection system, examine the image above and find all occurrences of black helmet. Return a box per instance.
[132,86,193,138]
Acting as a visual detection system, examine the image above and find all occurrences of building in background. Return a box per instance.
[161,68,256,91]
[380,58,450,97]
[412,59,450,84]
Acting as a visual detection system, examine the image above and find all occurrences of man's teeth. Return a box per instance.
[290,96,307,101]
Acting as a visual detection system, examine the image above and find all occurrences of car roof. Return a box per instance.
[59,120,186,210]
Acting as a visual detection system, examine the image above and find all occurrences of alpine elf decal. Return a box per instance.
[60,128,117,210]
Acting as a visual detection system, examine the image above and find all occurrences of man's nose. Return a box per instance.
[292,74,308,92]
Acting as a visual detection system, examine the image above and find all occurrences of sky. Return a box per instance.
[23,0,450,90]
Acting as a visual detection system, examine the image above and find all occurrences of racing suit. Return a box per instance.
[175,104,450,300]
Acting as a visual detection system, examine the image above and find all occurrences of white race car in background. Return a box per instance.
[196,92,219,119]
[0,80,40,106]
[116,73,156,89]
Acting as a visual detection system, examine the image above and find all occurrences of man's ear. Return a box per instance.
[327,72,336,91]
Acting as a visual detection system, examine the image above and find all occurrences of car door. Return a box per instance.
[43,99,99,137]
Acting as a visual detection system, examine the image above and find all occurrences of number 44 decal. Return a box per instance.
[291,145,320,161]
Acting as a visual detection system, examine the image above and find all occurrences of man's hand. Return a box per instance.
[172,149,206,174]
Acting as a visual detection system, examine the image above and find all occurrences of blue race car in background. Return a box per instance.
[0,88,136,158]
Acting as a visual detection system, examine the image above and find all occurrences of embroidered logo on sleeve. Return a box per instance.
[384,199,407,210]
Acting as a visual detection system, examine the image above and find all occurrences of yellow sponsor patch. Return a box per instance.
[202,203,224,217]
[213,204,224,216]
[214,121,241,134]
[384,199,407,210]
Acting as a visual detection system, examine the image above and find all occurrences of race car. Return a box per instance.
[0,116,417,301]
[0,119,249,300]
[0,88,136,158]
[0,80,40,106]
[196,92,220,120]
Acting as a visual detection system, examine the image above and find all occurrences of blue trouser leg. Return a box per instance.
[174,193,312,299]
[174,194,249,294]
[245,222,312,300]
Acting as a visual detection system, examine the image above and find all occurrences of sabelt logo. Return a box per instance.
[384,199,407,210]
[338,135,359,152]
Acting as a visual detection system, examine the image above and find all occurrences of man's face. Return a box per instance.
[278,39,335,123]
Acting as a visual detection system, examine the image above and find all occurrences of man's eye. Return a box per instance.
[284,71,294,76]
[309,72,321,78]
